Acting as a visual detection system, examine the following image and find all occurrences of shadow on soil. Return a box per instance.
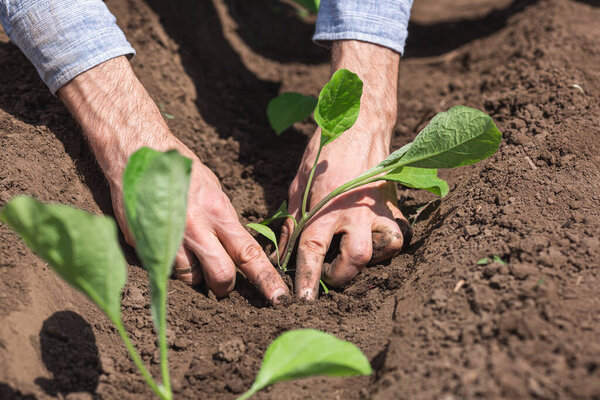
[34,311,100,397]
[225,0,328,64]
[404,0,539,58]
[572,0,599,6]
[0,383,37,400]
[144,0,310,209]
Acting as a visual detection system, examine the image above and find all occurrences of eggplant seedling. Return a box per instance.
[258,69,502,273]
[1,148,192,400]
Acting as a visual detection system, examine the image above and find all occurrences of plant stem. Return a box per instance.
[320,279,330,294]
[281,163,399,270]
[236,387,258,400]
[301,144,323,217]
[114,318,167,399]
[157,290,172,399]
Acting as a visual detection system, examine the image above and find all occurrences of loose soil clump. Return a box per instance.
[1,0,599,399]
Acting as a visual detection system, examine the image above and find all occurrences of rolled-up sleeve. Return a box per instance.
[0,0,135,94]
[314,0,414,55]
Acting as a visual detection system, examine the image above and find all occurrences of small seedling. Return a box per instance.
[476,255,507,265]
[1,148,192,400]
[159,103,175,120]
[256,69,502,273]
[236,329,371,400]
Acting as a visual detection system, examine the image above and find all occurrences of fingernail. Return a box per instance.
[270,288,290,305]
[299,288,315,301]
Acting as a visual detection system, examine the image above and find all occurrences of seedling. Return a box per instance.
[289,0,320,13]
[2,148,374,399]
[476,255,508,265]
[256,69,502,273]
[1,148,192,400]
[236,329,371,400]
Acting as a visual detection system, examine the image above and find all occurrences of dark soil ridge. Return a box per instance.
[1,0,599,399]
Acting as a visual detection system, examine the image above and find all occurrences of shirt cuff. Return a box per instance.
[1,0,135,94]
[313,0,414,55]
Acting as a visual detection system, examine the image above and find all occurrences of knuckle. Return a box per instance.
[288,181,300,199]
[347,244,371,266]
[236,241,264,266]
[210,264,236,286]
[205,191,234,216]
[300,237,328,256]
[388,235,404,252]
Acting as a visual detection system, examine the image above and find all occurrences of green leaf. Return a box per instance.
[314,69,363,146]
[397,106,502,169]
[378,107,500,169]
[492,255,507,265]
[476,255,507,266]
[476,257,491,265]
[239,329,372,399]
[377,143,412,168]
[383,167,449,197]
[261,201,296,227]
[267,93,317,135]
[122,148,191,349]
[0,196,126,322]
[247,223,280,268]
[123,148,191,282]
[290,0,319,13]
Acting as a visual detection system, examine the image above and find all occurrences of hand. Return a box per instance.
[278,41,411,300]
[58,56,289,304]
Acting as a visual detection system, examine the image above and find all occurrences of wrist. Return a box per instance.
[331,40,399,124]
[58,56,188,185]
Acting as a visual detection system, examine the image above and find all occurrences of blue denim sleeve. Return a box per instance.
[314,0,414,55]
[0,0,135,94]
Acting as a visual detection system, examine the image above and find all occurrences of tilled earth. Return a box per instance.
[1,0,599,399]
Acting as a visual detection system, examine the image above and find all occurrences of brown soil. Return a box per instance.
[1,0,599,399]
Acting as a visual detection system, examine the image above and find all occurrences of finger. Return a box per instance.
[323,226,373,287]
[273,217,295,264]
[370,217,404,265]
[185,231,236,298]
[216,223,290,305]
[172,247,203,286]
[295,222,336,300]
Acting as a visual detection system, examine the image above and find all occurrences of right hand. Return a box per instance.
[58,56,290,304]
[110,151,290,304]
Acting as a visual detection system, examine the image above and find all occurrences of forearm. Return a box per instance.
[58,56,190,185]
[329,40,400,157]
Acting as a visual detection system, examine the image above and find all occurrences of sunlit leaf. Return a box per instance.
[267,93,317,135]
[383,167,449,197]
[378,106,501,169]
[247,222,280,268]
[238,329,372,399]
[314,69,363,146]
[261,201,296,227]
[122,148,191,362]
[0,196,126,322]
